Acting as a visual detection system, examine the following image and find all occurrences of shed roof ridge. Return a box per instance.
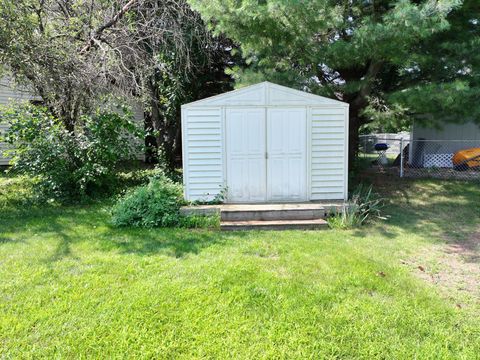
[182,81,348,107]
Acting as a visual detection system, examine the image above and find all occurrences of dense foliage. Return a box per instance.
[111,175,185,228]
[0,0,212,130]
[145,35,237,168]
[0,0,236,171]
[190,0,479,158]
[1,103,142,201]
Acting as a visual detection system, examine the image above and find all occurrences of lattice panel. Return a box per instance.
[423,153,453,168]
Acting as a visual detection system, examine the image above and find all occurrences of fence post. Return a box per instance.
[400,138,404,178]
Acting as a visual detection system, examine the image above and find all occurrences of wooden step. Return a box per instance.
[220,204,326,221]
[221,218,329,231]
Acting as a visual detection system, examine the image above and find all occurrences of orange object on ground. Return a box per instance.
[452,148,480,168]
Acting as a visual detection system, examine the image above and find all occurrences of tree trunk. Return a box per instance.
[148,81,162,164]
[144,111,158,164]
[146,78,180,170]
[344,61,384,172]
[173,117,182,167]
[348,106,361,171]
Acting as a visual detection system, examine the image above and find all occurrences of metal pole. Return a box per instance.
[400,138,404,178]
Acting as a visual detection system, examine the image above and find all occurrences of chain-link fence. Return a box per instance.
[358,135,406,174]
[359,135,480,180]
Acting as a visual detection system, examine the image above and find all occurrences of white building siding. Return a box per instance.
[131,104,145,161]
[409,121,480,166]
[0,77,35,105]
[310,107,347,200]
[412,121,480,141]
[182,108,224,201]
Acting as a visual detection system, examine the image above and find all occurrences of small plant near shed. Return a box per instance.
[111,175,185,228]
[111,173,219,229]
[190,185,228,205]
[328,184,385,229]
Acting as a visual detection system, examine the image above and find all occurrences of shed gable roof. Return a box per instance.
[182,81,348,108]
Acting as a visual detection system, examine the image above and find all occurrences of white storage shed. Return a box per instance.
[181,81,349,203]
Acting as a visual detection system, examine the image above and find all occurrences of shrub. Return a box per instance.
[328,184,385,229]
[0,102,142,201]
[111,176,185,228]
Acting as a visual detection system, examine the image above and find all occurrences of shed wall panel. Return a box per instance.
[310,107,346,200]
[184,108,223,201]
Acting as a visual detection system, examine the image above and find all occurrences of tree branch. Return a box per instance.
[80,0,138,54]
[351,60,383,110]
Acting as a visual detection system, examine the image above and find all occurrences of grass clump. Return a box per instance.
[328,184,385,229]
[179,213,220,229]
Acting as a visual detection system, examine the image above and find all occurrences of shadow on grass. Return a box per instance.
[49,229,75,262]
[376,177,480,262]
[0,236,24,244]
[0,204,249,261]
[102,229,245,258]
[352,169,480,261]
[2,172,479,263]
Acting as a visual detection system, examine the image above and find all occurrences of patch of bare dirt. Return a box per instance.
[403,233,480,309]
[444,229,480,263]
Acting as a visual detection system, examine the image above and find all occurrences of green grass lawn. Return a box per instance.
[1,172,479,358]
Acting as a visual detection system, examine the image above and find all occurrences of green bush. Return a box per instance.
[0,102,142,201]
[111,176,185,228]
[328,184,385,229]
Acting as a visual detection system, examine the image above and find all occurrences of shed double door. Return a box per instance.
[226,107,307,202]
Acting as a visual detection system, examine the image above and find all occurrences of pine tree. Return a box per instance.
[189,0,477,162]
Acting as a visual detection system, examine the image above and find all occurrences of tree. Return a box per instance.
[0,0,211,132]
[387,0,480,125]
[189,0,476,163]
[0,0,236,169]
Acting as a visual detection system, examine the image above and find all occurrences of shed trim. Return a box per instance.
[182,81,348,108]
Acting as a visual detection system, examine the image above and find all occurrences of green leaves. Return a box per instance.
[328,184,386,229]
[111,175,185,228]
[0,102,143,202]
[190,0,461,86]
[190,0,476,134]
